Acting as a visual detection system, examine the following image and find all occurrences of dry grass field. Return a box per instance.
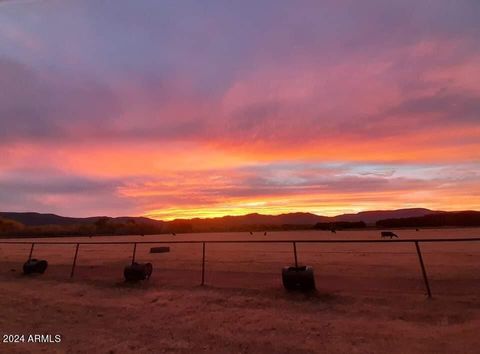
[0,228,479,353]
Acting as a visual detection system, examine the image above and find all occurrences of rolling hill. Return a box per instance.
[1,208,436,228]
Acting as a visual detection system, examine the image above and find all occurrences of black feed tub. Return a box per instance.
[124,262,153,281]
[282,266,315,291]
[23,259,48,275]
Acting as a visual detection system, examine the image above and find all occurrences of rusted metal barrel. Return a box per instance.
[282,266,315,291]
[124,262,153,281]
[23,259,48,275]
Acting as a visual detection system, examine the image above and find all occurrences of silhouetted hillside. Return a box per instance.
[0,212,98,226]
[376,211,480,228]
[0,213,164,238]
[334,208,437,224]
[175,212,331,232]
[1,209,437,230]
[166,209,438,231]
[3,208,478,237]
[0,212,163,228]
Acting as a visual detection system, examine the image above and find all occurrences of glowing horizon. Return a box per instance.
[1,1,479,219]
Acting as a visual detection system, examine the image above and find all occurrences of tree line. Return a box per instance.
[0,217,164,238]
[376,211,480,228]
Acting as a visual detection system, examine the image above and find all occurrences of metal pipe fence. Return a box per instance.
[2,237,480,298]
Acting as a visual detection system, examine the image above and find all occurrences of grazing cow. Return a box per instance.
[330,229,336,234]
[381,231,399,239]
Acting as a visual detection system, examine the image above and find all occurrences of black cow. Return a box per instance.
[381,231,399,239]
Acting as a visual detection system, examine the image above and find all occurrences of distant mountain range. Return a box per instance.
[1,208,479,237]
[0,208,436,227]
[0,212,162,227]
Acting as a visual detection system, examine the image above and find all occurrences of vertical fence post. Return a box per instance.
[292,241,298,267]
[28,243,35,261]
[201,242,206,286]
[70,243,80,278]
[131,243,137,264]
[414,241,432,298]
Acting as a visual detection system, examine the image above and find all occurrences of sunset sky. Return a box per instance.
[1,0,479,220]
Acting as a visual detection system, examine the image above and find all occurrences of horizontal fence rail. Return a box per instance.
[1,237,480,298]
[0,237,480,245]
